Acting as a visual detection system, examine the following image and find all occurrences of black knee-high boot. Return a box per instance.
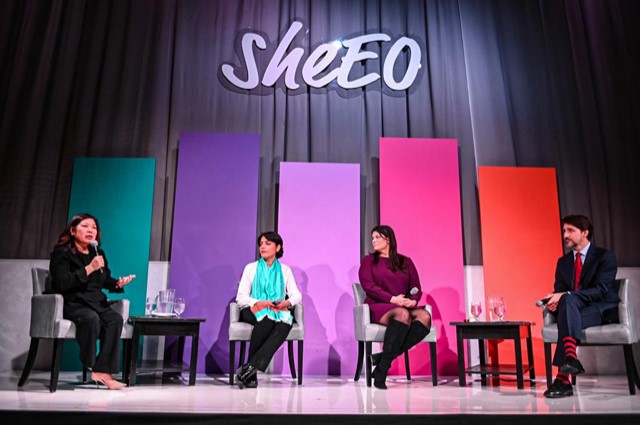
[400,321,430,352]
[373,319,409,389]
[372,321,430,367]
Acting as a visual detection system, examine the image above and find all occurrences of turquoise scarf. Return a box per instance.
[252,258,292,325]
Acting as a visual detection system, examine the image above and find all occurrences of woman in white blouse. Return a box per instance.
[234,231,302,388]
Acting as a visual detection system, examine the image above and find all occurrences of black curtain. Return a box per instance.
[1,0,639,265]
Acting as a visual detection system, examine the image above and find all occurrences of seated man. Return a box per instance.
[542,214,618,398]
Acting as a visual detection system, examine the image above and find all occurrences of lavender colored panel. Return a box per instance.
[169,133,259,373]
[278,162,360,376]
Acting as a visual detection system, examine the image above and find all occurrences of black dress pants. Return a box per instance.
[552,293,602,366]
[239,308,292,372]
[64,303,124,373]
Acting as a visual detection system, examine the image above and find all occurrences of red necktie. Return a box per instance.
[574,252,583,290]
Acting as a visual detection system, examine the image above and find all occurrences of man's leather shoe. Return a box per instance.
[543,379,574,398]
[560,358,585,375]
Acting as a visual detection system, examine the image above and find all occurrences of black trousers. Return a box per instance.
[239,307,292,372]
[64,303,124,373]
[552,293,602,366]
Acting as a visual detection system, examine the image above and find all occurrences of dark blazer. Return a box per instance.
[49,246,124,313]
[553,244,618,314]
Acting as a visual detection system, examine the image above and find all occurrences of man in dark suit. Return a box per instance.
[542,214,618,398]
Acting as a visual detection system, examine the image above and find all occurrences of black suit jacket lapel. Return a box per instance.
[579,245,598,287]
[560,252,574,290]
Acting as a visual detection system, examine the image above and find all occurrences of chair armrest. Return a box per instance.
[617,279,638,342]
[353,304,371,340]
[543,307,557,325]
[229,302,240,323]
[110,299,130,321]
[293,302,304,324]
[30,294,64,337]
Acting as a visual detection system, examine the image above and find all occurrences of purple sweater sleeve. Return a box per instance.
[358,255,395,303]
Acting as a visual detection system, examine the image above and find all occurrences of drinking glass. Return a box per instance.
[146,297,155,315]
[174,297,185,318]
[470,301,482,322]
[493,297,507,321]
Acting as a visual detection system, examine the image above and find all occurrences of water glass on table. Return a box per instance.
[174,297,185,318]
[146,297,156,315]
[492,296,506,321]
[470,301,482,322]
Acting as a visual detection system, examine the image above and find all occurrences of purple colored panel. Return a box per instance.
[169,132,259,373]
[277,162,360,376]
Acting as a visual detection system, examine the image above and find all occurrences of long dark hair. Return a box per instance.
[54,213,102,253]
[371,225,406,272]
[257,231,284,258]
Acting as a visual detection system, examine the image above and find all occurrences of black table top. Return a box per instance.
[128,316,206,324]
[450,320,535,327]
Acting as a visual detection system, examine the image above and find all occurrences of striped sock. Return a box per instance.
[556,369,571,385]
[563,336,578,360]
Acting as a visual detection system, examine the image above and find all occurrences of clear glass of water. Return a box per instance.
[174,297,185,318]
[146,297,155,315]
[493,297,507,321]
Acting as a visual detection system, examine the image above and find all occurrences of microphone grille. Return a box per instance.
[89,240,99,248]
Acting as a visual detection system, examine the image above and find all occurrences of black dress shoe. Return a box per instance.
[560,358,585,375]
[543,379,574,398]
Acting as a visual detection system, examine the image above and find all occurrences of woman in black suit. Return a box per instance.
[49,213,135,390]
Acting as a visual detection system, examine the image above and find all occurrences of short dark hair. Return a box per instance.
[561,214,593,241]
[257,231,284,258]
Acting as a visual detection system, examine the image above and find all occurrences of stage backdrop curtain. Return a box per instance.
[1,0,638,265]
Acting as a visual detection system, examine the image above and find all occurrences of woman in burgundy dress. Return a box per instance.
[358,225,431,389]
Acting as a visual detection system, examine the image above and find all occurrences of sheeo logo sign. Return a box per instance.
[221,21,422,93]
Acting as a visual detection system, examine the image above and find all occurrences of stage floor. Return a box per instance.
[1,371,639,416]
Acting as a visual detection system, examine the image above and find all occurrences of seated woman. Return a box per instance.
[358,225,431,389]
[234,231,302,389]
[49,213,136,390]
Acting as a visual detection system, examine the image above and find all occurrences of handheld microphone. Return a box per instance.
[89,240,103,274]
[535,297,551,307]
[409,287,419,296]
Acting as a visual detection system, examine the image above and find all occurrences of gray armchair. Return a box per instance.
[352,283,438,387]
[541,278,640,394]
[228,302,304,385]
[18,267,133,392]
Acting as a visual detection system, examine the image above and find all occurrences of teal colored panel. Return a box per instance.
[61,158,155,371]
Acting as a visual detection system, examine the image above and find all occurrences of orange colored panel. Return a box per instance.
[478,167,563,378]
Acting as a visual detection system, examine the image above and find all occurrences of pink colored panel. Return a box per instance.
[278,162,360,376]
[380,138,465,376]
